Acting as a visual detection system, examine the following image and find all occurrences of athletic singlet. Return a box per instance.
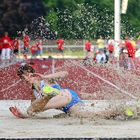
[33,80,61,99]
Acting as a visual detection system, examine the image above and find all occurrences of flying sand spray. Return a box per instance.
[69,60,137,118]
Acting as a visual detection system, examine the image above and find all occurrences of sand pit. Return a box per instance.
[1,100,140,138]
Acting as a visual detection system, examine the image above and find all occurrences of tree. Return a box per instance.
[0,0,45,36]
[43,0,140,39]
[45,2,114,39]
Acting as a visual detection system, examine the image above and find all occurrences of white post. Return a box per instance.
[114,0,121,58]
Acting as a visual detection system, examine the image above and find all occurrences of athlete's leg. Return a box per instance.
[44,89,72,110]
[27,90,72,116]
[69,103,123,119]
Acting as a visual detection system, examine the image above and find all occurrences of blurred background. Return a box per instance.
[0,0,140,39]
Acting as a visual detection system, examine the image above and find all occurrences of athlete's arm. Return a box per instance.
[31,92,36,103]
[45,71,68,79]
[34,71,68,80]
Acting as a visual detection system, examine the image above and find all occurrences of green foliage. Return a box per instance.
[43,0,79,10]
[43,0,140,39]
[0,0,45,36]
[0,0,139,38]
[126,0,140,36]
[46,11,58,31]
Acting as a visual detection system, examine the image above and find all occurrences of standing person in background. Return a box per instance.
[96,36,105,51]
[95,49,106,64]
[36,40,43,58]
[1,32,12,63]
[107,41,114,62]
[125,36,136,70]
[83,40,93,65]
[12,38,20,59]
[30,43,39,58]
[119,40,129,69]
[56,37,64,58]
[22,32,30,59]
[85,40,91,56]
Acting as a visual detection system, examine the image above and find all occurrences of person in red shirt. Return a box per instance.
[108,43,114,54]
[85,40,92,57]
[124,36,136,69]
[125,36,135,58]
[107,42,114,63]
[30,44,39,58]
[1,32,12,61]
[22,32,30,59]
[36,40,43,57]
[23,32,30,50]
[56,38,64,56]
[83,40,94,65]
[12,38,20,56]
[85,40,91,52]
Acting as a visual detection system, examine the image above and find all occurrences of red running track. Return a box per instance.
[0,59,140,100]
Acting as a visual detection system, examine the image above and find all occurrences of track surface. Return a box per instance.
[1,59,140,100]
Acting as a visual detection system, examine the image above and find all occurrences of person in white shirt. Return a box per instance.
[96,50,106,63]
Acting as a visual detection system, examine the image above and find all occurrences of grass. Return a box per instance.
[45,50,85,57]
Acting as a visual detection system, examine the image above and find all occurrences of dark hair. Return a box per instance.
[17,63,35,79]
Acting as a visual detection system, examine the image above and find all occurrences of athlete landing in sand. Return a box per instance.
[10,63,136,119]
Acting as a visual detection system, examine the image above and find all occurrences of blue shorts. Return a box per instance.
[62,89,82,113]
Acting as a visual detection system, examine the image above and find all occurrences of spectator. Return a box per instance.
[36,40,43,58]
[96,49,106,63]
[1,32,12,63]
[107,42,114,62]
[96,36,105,51]
[30,43,39,58]
[108,43,114,54]
[18,40,25,58]
[22,32,30,59]
[125,36,135,58]
[56,37,64,57]
[85,40,91,53]
[12,38,20,58]
[125,36,136,70]
[119,49,129,69]
[23,32,30,50]
[83,40,93,65]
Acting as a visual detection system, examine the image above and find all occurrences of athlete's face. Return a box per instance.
[22,73,35,84]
